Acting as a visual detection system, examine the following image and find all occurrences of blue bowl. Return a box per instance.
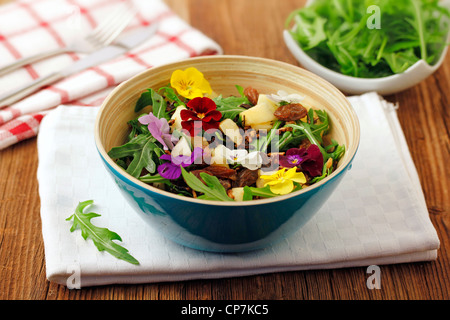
[95,55,360,252]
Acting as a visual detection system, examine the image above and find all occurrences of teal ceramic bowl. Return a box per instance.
[94,55,360,252]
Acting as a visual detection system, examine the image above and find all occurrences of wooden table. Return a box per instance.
[0,0,449,300]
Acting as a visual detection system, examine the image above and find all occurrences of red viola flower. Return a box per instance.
[180,97,222,136]
[279,144,324,177]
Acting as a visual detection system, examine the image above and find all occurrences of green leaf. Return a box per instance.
[181,167,234,202]
[235,85,245,97]
[276,109,330,151]
[108,133,162,178]
[108,134,152,159]
[139,173,168,184]
[135,90,153,113]
[290,9,327,50]
[243,186,254,201]
[213,95,249,120]
[258,120,283,153]
[127,117,150,137]
[150,89,168,119]
[383,48,419,74]
[126,137,158,178]
[66,200,139,265]
[286,0,450,77]
[135,88,168,120]
[243,185,278,198]
[158,86,185,108]
[286,121,330,162]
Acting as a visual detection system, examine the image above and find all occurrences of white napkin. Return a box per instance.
[37,92,440,287]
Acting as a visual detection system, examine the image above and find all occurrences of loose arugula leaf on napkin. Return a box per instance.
[66,200,139,265]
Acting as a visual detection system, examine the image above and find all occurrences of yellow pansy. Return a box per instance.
[170,67,212,100]
[260,167,306,195]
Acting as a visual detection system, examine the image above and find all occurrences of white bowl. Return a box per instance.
[283,1,449,95]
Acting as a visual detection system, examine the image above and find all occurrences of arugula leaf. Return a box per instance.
[135,90,153,113]
[108,133,163,178]
[139,173,168,184]
[287,0,450,77]
[243,185,278,200]
[135,88,168,119]
[126,138,158,177]
[243,186,254,201]
[286,7,327,50]
[235,85,245,97]
[276,109,330,151]
[66,200,139,265]
[158,86,185,108]
[181,167,234,201]
[213,95,249,120]
[286,121,330,162]
[383,48,419,73]
[108,134,152,159]
[127,116,150,137]
[258,120,283,153]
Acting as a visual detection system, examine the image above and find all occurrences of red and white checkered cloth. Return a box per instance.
[0,0,222,150]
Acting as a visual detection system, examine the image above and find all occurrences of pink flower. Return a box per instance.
[158,147,203,180]
[139,113,177,150]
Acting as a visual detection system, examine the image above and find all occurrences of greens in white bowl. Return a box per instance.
[284,0,450,94]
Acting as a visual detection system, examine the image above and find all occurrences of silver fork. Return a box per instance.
[0,3,137,77]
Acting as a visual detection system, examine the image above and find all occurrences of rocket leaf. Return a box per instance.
[213,95,248,120]
[66,200,139,265]
[286,0,450,77]
[108,133,163,178]
[181,167,234,201]
[135,88,168,120]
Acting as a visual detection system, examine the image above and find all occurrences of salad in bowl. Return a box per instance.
[107,67,345,202]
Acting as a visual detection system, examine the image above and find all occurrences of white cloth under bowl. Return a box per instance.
[36,92,440,287]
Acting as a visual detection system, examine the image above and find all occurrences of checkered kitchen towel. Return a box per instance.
[0,0,222,150]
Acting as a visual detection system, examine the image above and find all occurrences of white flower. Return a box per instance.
[237,150,264,170]
[225,148,248,163]
[269,90,304,104]
[217,145,264,170]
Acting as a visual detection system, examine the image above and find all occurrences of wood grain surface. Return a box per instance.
[0,0,449,300]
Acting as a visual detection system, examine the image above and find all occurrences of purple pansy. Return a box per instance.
[139,113,177,150]
[158,147,203,180]
[279,144,323,177]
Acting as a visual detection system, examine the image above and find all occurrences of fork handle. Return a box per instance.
[0,72,63,108]
[0,48,68,77]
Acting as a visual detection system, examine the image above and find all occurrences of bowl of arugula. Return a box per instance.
[94,55,360,252]
[284,0,450,95]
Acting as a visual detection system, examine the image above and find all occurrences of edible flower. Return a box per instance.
[260,167,306,195]
[279,145,323,177]
[180,97,222,136]
[139,113,176,150]
[158,147,203,180]
[223,147,263,170]
[170,67,212,100]
[269,90,304,104]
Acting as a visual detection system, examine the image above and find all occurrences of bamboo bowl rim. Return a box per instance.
[95,55,360,207]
